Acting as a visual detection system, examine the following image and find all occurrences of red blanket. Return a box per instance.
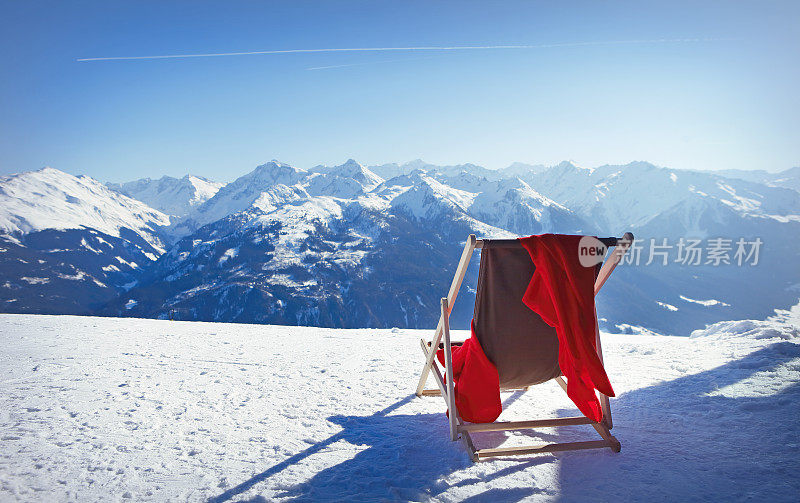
[436,320,502,423]
[519,234,615,422]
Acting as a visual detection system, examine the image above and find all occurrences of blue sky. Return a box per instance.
[1,1,798,182]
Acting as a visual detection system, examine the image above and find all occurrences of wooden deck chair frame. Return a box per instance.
[415,232,634,461]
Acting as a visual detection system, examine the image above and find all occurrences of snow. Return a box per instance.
[186,162,308,229]
[467,177,582,235]
[680,295,731,307]
[217,247,239,265]
[517,161,800,234]
[369,160,498,182]
[0,168,170,252]
[389,171,478,220]
[114,257,139,269]
[310,159,384,193]
[79,238,101,254]
[771,300,800,327]
[108,175,224,218]
[57,271,86,281]
[691,318,798,340]
[19,277,49,285]
[304,173,366,199]
[1,314,798,502]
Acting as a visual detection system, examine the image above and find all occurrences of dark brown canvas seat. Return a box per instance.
[473,240,561,389]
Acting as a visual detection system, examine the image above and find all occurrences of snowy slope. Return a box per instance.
[714,166,800,193]
[498,161,549,179]
[0,168,170,250]
[520,161,800,234]
[107,162,531,328]
[108,195,490,328]
[175,161,308,233]
[309,159,384,193]
[140,158,798,334]
[0,169,174,315]
[0,312,797,502]
[389,171,477,220]
[108,175,224,217]
[467,177,591,236]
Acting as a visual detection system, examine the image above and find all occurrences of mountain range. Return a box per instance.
[1,159,798,335]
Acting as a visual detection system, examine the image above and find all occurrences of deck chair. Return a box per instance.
[415,233,634,461]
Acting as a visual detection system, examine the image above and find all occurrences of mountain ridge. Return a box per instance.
[1,160,798,334]
[107,174,223,218]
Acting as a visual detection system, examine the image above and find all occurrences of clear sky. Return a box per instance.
[1,1,798,182]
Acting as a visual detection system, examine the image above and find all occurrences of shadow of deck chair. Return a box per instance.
[415,233,634,461]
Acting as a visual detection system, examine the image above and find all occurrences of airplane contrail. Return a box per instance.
[76,38,721,62]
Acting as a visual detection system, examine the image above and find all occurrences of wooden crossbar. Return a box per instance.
[458,416,593,433]
[428,341,464,349]
[476,440,613,460]
[418,339,448,399]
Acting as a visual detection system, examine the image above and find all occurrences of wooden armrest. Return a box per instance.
[427,341,465,349]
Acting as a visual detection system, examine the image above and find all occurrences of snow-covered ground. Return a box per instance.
[0,314,798,502]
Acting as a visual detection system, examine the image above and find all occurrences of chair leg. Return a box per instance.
[591,421,621,452]
[441,297,459,441]
[461,431,478,462]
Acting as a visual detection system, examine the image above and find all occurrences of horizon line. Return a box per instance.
[20,158,797,182]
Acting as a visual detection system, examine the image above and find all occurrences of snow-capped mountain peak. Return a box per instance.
[500,162,548,178]
[306,159,384,197]
[370,159,499,181]
[248,160,307,186]
[554,159,591,173]
[1,167,169,249]
[0,168,173,314]
[467,176,587,235]
[108,174,224,217]
[390,171,477,220]
[329,159,383,189]
[431,170,490,193]
[491,176,560,206]
[512,160,800,233]
[181,161,308,231]
[185,174,224,202]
